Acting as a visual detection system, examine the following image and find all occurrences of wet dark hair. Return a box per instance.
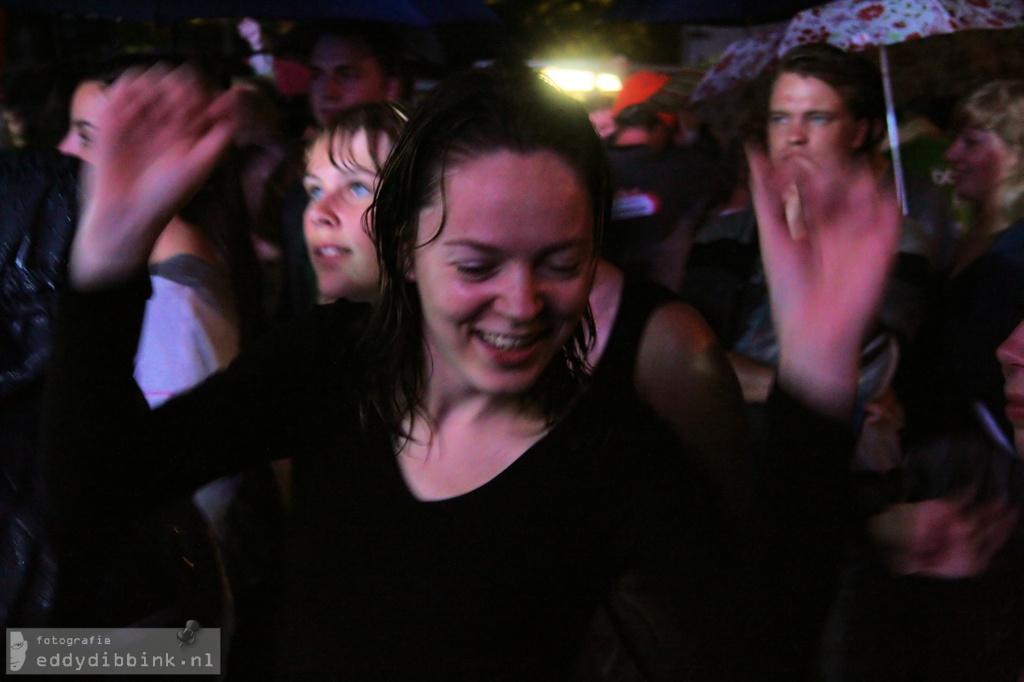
[313,101,410,177]
[360,64,610,440]
[772,43,886,153]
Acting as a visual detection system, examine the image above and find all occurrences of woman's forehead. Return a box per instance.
[419,149,594,243]
[309,128,386,172]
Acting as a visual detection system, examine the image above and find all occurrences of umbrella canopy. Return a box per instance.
[0,0,501,25]
[691,0,1024,104]
[690,26,783,102]
[777,0,1024,211]
[777,0,1024,53]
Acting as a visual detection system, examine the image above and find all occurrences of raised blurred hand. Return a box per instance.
[71,65,240,290]
[747,146,900,418]
[870,493,1018,578]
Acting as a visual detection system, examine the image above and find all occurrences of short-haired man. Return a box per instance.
[684,43,940,415]
[306,23,406,127]
[683,44,954,680]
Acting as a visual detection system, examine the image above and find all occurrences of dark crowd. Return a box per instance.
[2,11,1023,682]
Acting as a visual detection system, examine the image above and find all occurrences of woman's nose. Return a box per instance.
[945,139,964,164]
[998,321,1024,366]
[308,193,342,229]
[57,131,79,158]
[496,267,543,320]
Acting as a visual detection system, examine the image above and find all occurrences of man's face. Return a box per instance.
[308,36,398,126]
[10,632,27,671]
[767,73,868,173]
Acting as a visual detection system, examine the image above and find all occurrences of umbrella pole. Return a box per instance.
[879,45,908,215]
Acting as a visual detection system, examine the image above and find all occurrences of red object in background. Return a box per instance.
[612,71,677,129]
[273,57,310,97]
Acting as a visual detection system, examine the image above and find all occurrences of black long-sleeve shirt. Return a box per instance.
[42,279,855,680]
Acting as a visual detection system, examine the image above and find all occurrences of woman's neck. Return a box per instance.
[418,370,540,432]
[398,382,548,501]
[953,201,1008,274]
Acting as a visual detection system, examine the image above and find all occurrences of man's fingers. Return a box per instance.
[747,142,804,275]
[783,184,807,241]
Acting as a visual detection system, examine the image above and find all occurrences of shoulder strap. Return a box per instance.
[593,276,676,391]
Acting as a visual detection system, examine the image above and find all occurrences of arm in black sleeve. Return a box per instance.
[726,385,858,680]
[41,278,361,523]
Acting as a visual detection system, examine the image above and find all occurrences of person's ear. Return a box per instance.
[851,118,871,151]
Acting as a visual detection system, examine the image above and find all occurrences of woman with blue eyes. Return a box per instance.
[43,63,900,679]
[302,103,406,304]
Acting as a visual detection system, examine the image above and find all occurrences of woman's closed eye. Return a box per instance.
[454,261,499,280]
[540,258,584,278]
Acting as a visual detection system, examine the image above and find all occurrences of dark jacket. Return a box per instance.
[1,151,224,630]
[0,149,79,627]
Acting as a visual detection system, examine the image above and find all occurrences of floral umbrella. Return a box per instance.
[777,0,1024,211]
[777,0,1024,54]
[690,27,785,103]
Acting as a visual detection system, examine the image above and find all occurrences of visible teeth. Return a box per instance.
[317,246,342,257]
[478,332,532,351]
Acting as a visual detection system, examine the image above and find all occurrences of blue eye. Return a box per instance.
[808,114,833,125]
[350,182,372,198]
[305,185,324,201]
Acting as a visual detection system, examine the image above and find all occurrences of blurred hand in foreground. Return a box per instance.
[747,146,900,417]
[71,65,241,290]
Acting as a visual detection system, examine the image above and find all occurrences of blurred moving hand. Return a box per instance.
[870,492,1018,578]
[747,145,900,418]
[71,65,240,291]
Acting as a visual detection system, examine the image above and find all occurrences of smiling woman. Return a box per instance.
[44,64,710,680]
[898,80,1024,447]
[409,151,593,415]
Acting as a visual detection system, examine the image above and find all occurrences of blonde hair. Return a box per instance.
[956,80,1024,225]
